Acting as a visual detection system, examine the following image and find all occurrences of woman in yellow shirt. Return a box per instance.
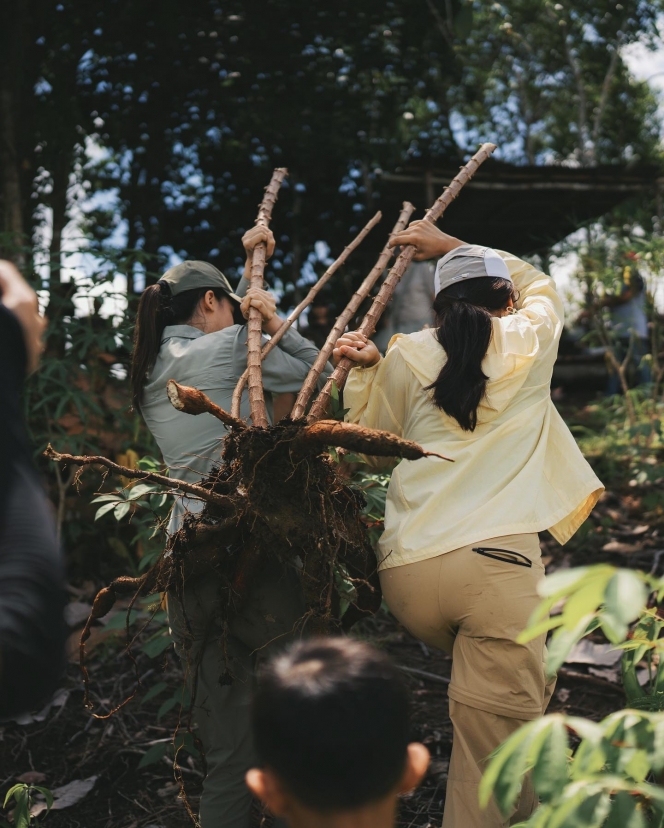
[334,220,603,828]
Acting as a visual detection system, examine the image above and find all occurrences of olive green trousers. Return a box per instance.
[168,559,305,828]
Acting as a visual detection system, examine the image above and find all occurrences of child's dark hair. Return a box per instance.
[252,637,410,811]
[426,276,517,431]
[130,282,240,411]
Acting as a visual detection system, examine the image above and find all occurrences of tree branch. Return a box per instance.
[245,168,288,428]
[230,210,382,419]
[44,445,233,508]
[308,143,497,422]
[290,202,415,421]
[591,46,620,154]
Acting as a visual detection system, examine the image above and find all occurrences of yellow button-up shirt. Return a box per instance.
[344,250,603,571]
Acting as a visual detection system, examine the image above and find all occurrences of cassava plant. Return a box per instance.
[46,147,495,722]
[480,562,664,826]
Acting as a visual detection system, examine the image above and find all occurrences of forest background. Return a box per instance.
[3,1,664,826]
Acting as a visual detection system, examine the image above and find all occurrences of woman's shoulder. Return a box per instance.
[384,328,442,388]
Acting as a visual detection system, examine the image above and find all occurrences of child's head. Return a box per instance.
[246,638,429,823]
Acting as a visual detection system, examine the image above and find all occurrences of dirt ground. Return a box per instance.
[2,429,659,827]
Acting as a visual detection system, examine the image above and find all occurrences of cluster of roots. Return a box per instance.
[79,419,382,710]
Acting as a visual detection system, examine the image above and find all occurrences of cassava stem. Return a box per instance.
[246,168,288,428]
[290,202,415,421]
[230,210,382,419]
[308,142,497,422]
[44,445,233,508]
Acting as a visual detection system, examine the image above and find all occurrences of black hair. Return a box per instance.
[130,282,239,411]
[252,637,410,812]
[426,277,517,431]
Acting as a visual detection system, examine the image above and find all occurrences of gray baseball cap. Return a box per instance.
[159,260,241,303]
[434,244,511,296]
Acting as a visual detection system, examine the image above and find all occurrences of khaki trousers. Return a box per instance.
[380,534,556,828]
[168,558,305,828]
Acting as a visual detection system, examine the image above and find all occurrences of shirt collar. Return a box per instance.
[161,324,206,343]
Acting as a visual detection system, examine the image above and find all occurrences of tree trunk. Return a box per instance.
[0,0,27,268]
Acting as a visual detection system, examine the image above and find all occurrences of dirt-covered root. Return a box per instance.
[295,419,454,461]
[167,380,246,430]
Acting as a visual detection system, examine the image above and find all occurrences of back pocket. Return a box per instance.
[472,547,533,568]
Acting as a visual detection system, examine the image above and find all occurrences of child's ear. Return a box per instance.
[398,743,430,794]
[245,768,290,817]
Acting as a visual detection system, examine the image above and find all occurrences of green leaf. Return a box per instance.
[157,697,178,720]
[104,609,140,630]
[538,567,591,599]
[531,718,569,802]
[95,501,119,521]
[546,614,597,677]
[605,570,648,627]
[90,494,124,504]
[142,681,169,705]
[128,483,155,500]
[141,632,172,658]
[605,791,646,828]
[3,785,24,809]
[138,741,168,768]
[479,720,538,815]
[32,786,54,812]
[114,501,131,521]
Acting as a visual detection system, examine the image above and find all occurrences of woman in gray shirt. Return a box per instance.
[130,227,331,828]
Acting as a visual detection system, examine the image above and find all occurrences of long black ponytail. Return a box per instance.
[130,282,230,411]
[426,277,517,431]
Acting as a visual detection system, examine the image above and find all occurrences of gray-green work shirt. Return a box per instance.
[141,323,331,534]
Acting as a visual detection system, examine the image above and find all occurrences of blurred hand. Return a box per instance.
[333,331,381,367]
[242,226,275,260]
[388,220,464,261]
[241,287,277,323]
[0,260,46,374]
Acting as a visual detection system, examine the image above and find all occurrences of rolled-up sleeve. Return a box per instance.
[344,346,414,437]
[495,251,564,351]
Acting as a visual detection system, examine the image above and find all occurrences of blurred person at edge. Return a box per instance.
[334,220,604,827]
[0,261,66,717]
[130,227,332,828]
[246,637,430,828]
[605,251,651,395]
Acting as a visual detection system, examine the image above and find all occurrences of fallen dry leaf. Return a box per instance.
[30,775,98,817]
[567,639,622,668]
[15,771,47,785]
[601,540,642,554]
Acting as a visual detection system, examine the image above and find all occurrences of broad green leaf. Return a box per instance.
[104,609,140,630]
[95,501,119,521]
[546,614,596,677]
[142,632,172,658]
[141,681,169,705]
[157,696,178,720]
[531,718,569,802]
[114,501,131,521]
[128,483,155,500]
[604,570,648,627]
[90,494,124,504]
[607,791,646,828]
[479,720,538,814]
[3,785,24,809]
[559,570,613,630]
[137,741,168,768]
[538,567,592,599]
[32,786,54,812]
